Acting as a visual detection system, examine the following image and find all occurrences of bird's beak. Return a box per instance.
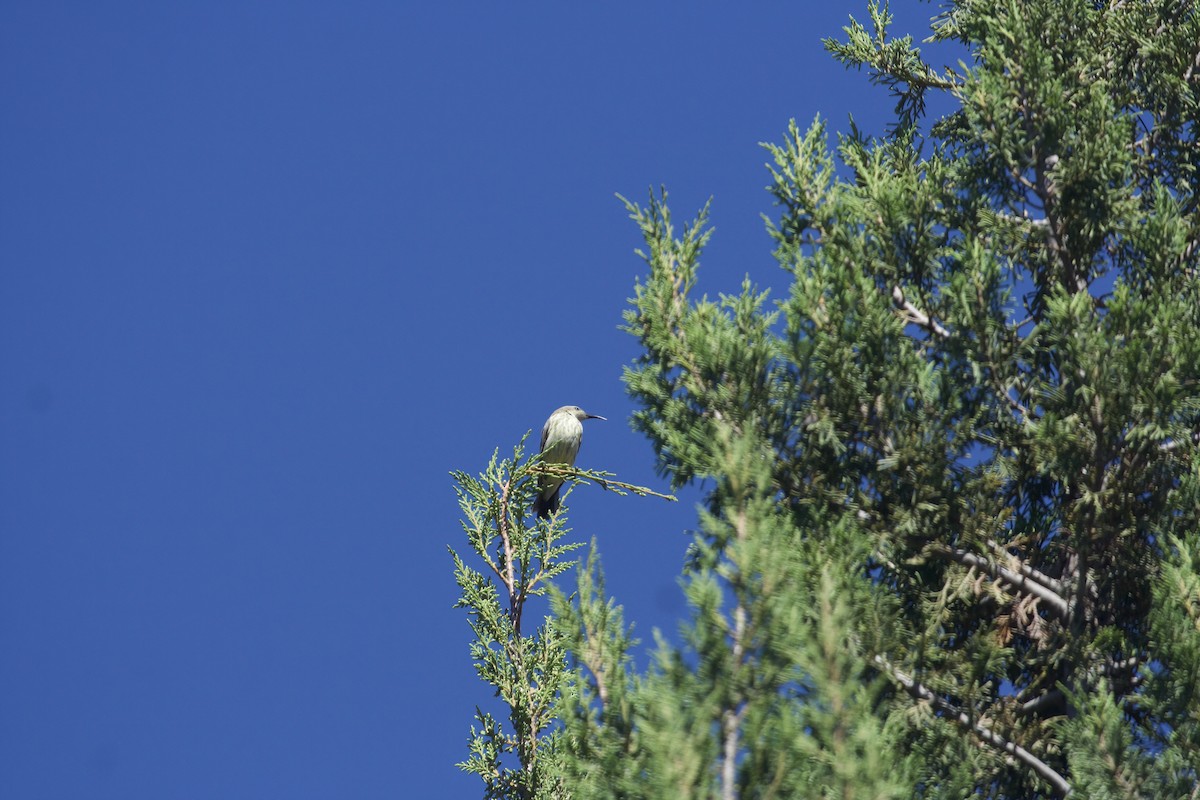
[587,414,607,421]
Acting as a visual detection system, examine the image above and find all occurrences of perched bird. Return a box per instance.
[534,405,605,519]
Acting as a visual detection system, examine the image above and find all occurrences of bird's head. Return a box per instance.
[558,405,606,423]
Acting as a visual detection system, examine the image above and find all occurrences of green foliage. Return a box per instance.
[451,438,583,799]
[451,440,672,799]
[453,0,1200,796]
[551,430,920,800]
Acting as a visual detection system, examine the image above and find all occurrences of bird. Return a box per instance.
[534,405,605,519]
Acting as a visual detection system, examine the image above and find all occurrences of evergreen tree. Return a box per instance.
[453,1,1200,796]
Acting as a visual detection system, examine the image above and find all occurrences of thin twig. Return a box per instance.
[1002,386,1034,421]
[533,463,678,502]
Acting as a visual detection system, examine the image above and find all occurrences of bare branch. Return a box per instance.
[1001,386,1034,421]
[986,540,1065,595]
[932,544,1070,620]
[1185,40,1200,85]
[1018,688,1065,717]
[875,655,1072,796]
[993,209,1050,228]
[720,704,745,800]
[892,285,951,339]
[721,509,750,800]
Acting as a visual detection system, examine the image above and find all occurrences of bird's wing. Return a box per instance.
[539,416,551,452]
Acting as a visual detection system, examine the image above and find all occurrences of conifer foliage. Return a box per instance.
[452,1,1200,796]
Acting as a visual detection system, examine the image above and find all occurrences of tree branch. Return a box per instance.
[993,209,1050,229]
[985,540,1065,595]
[1018,688,1065,717]
[932,544,1071,621]
[533,463,678,502]
[721,507,751,800]
[892,285,950,339]
[875,655,1072,796]
[497,476,520,632]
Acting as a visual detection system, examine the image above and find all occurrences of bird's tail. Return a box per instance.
[533,491,560,520]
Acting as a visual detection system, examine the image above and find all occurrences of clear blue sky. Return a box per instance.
[1,3,952,797]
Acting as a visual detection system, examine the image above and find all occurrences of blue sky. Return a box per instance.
[1,3,954,797]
